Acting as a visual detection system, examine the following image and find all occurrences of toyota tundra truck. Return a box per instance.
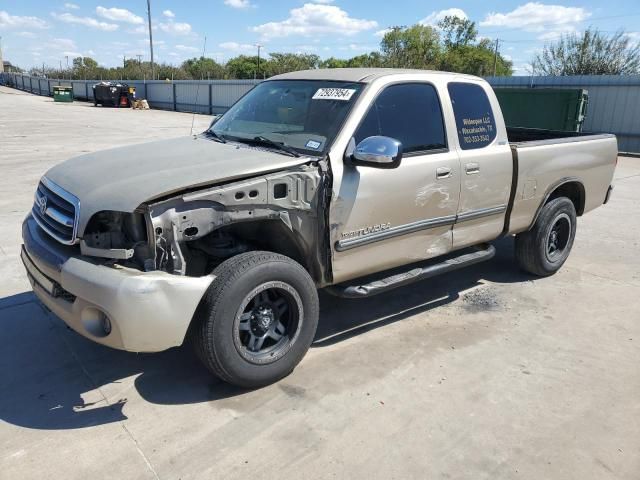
[21,69,617,387]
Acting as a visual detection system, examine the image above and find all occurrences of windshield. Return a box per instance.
[210,80,364,156]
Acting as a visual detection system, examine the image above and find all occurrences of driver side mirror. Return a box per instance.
[349,136,403,169]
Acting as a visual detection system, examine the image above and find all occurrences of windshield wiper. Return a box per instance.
[250,136,301,158]
[202,130,227,143]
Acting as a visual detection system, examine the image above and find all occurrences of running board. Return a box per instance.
[326,244,496,298]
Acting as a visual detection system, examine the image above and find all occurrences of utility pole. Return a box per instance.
[147,0,155,80]
[492,38,500,76]
[42,62,45,78]
[530,63,535,88]
[0,36,4,74]
[255,44,262,79]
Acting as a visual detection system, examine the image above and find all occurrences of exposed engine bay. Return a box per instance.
[79,161,332,286]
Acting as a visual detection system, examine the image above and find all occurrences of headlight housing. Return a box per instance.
[81,210,154,270]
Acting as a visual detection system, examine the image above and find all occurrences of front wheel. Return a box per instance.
[192,251,319,388]
[515,197,577,276]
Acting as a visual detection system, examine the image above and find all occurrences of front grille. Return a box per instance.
[31,177,80,245]
[22,248,77,304]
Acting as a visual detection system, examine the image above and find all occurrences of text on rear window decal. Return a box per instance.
[447,82,497,150]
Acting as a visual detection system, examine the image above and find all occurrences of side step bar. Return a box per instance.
[326,244,496,298]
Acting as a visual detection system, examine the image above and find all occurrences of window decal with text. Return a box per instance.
[448,82,497,150]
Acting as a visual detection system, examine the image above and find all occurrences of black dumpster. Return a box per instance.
[92,82,135,107]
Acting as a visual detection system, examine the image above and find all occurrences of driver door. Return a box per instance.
[330,82,461,283]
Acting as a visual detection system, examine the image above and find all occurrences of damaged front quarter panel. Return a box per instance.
[147,163,332,285]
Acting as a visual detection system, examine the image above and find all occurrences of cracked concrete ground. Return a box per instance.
[1,86,639,479]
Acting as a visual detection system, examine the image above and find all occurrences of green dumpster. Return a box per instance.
[53,86,74,103]
[493,87,588,132]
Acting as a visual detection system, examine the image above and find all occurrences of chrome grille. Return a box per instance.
[32,177,80,245]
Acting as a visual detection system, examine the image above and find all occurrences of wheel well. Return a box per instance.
[242,221,310,272]
[192,220,318,280]
[547,181,585,216]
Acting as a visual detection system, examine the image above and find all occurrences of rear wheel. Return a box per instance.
[192,251,319,388]
[515,197,577,276]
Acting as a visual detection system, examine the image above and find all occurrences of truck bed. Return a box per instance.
[505,128,618,236]
[507,126,598,144]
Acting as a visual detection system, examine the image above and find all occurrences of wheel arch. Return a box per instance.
[210,219,325,284]
[529,178,585,230]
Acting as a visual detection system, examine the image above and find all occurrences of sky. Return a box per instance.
[1,0,639,75]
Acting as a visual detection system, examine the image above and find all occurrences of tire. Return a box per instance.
[515,197,577,276]
[192,251,319,388]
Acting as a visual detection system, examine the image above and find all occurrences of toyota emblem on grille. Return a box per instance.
[38,195,47,215]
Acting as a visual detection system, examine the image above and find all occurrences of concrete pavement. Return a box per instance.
[1,86,639,479]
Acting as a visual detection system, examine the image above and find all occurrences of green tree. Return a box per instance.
[439,38,512,76]
[267,53,320,75]
[380,25,441,68]
[532,28,640,75]
[155,63,190,81]
[376,18,511,75]
[71,56,99,79]
[438,16,478,48]
[182,57,225,79]
[83,57,98,69]
[346,52,385,67]
[320,57,349,69]
[14,16,519,81]
[321,53,384,68]
[225,55,262,79]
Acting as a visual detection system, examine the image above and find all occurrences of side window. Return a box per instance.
[447,82,497,150]
[354,83,446,154]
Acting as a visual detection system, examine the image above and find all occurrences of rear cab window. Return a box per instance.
[447,82,497,150]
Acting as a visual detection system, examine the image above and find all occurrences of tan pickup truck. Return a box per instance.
[22,68,617,387]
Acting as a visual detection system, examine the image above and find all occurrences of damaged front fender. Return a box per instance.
[147,163,332,285]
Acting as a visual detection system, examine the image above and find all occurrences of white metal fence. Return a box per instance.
[0,73,260,115]
[2,72,639,153]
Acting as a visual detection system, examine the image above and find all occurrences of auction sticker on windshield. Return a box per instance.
[312,88,356,101]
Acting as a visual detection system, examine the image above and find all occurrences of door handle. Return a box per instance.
[465,163,480,175]
[436,166,452,179]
